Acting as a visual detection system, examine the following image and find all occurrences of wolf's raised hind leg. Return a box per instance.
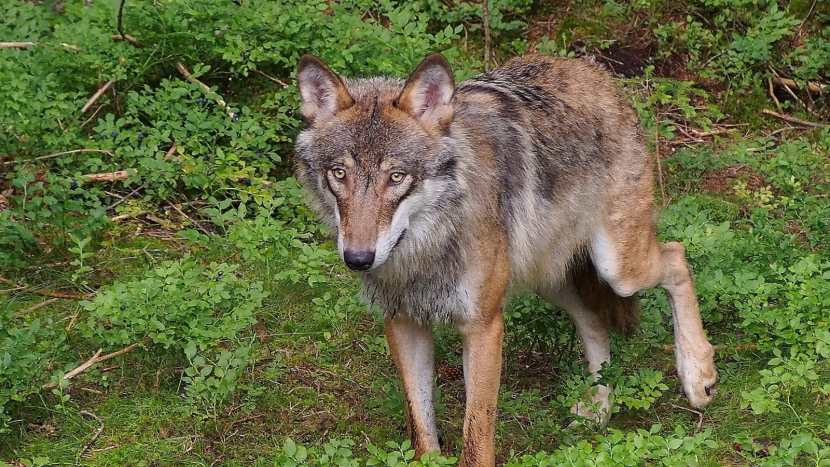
[592,228,717,407]
[540,284,612,424]
[384,315,440,458]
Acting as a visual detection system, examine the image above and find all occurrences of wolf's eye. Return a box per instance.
[332,168,346,180]
[390,172,406,183]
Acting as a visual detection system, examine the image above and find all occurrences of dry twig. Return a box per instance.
[78,410,105,458]
[2,148,114,166]
[0,277,91,300]
[231,413,266,426]
[163,145,178,161]
[111,34,140,47]
[772,77,826,96]
[768,77,783,113]
[82,170,134,183]
[81,81,115,113]
[168,203,212,236]
[107,185,142,211]
[42,338,152,391]
[13,298,59,318]
[761,109,829,128]
[109,211,146,222]
[0,42,81,52]
[175,62,234,116]
[252,69,289,88]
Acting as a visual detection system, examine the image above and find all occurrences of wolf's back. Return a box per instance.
[450,55,652,292]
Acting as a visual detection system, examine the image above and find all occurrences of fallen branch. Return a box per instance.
[168,203,212,236]
[80,81,115,113]
[13,298,59,318]
[236,175,278,188]
[42,338,151,391]
[687,127,743,138]
[111,34,140,47]
[109,211,146,222]
[175,62,234,117]
[0,41,82,52]
[82,169,134,183]
[252,69,289,88]
[1,286,27,295]
[78,410,105,458]
[107,185,142,211]
[772,77,826,96]
[145,213,168,225]
[0,277,91,300]
[761,109,829,129]
[231,413,266,426]
[163,145,178,161]
[768,77,783,113]
[2,149,114,166]
[0,41,36,49]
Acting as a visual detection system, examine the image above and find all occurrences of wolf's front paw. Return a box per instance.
[678,344,718,408]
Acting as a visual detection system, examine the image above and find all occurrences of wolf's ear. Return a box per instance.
[297,54,355,125]
[395,53,455,132]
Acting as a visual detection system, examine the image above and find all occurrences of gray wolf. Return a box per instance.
[294,53,717,467]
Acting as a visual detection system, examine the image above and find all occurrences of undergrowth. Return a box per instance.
[2,0,829,466]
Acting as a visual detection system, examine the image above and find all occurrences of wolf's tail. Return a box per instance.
[572,258,641,337]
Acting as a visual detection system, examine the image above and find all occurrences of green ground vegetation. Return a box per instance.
[1,0,829,465]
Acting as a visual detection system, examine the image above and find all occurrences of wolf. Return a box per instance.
[294,53,717,467]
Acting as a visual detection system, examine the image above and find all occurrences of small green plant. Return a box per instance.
[68,234,94,285]
[613,368,669,412]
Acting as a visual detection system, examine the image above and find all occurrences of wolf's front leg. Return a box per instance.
[457,312,504,467]
[384,315,440,458]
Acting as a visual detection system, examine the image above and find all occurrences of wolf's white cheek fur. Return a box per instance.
[370,179,448,270]
[369,192,428,270]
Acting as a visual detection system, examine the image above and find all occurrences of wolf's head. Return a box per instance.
[294,54,460,272]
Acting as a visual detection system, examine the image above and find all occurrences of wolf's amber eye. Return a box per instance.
[332,168,346,179]
[390,172,405,183]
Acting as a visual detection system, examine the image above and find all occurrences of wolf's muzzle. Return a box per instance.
[344,250,375,271]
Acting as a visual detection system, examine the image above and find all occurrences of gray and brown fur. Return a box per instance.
[295,54,717,467]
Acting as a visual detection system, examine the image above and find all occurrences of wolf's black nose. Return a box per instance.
[344,250,375,271]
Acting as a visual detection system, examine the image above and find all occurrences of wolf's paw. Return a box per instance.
[678,344,718,408]
[568,384,612,427]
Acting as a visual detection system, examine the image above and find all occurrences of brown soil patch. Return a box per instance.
[701,165,767,195]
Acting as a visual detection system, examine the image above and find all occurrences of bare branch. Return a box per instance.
[13,298,60,318]
[0,41,36,49]
[111,34,141,47]
[2,149,115,166]
[82,170,134,183]
[252,69,289,88]
[761,109,829,128]
[175,62,234,117]
[42,338,151,391]
[81,80,115,113]
[78,411,105,458]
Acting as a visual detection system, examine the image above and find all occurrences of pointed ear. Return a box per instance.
[296,54,355,125]
[394,54,455,132]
